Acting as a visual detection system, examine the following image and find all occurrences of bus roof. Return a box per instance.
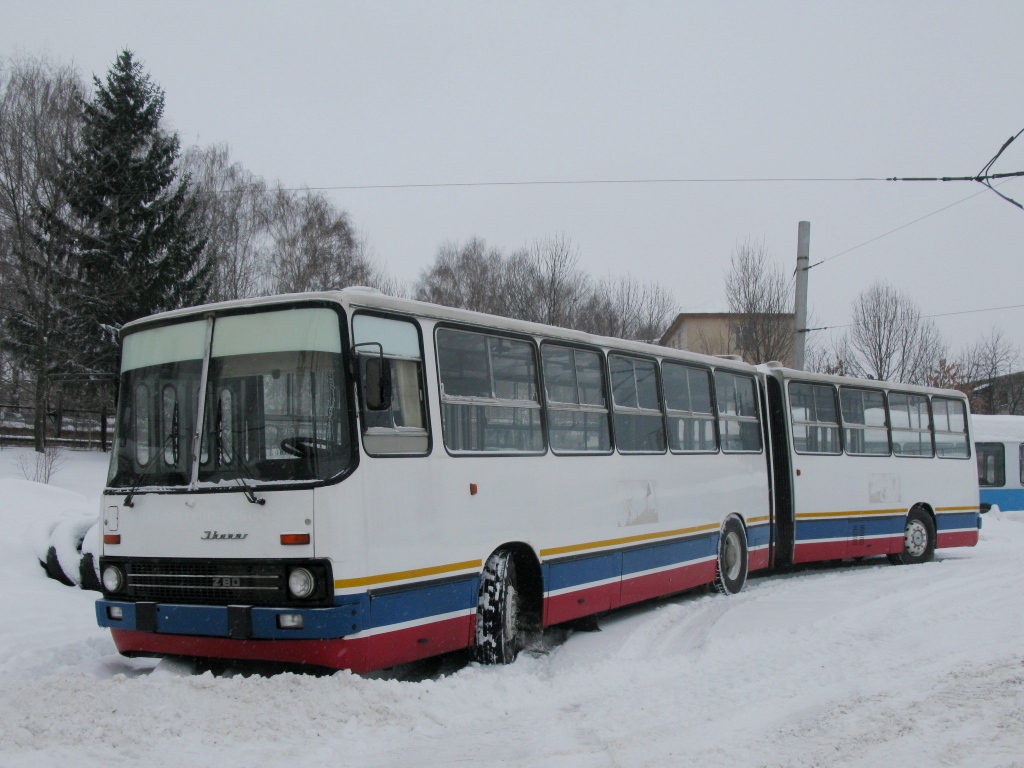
[120,287,760,374]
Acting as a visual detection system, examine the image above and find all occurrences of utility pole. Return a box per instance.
[793,221,810,370]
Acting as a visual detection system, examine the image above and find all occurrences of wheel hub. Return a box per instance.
[905,519,928,557]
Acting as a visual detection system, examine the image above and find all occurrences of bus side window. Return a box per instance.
[436,328,543,454]
[353,314,429,456]
[840,387,890,456]
[609,353,665,453]
[932,397,969,458]
[789,381,841,454]
[714,370,762,453]
[890,392,933,457]
[662,362,716,453]
[542,344,611,454]
[976,442,1004,487]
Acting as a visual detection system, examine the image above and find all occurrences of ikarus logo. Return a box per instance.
[201,531,249,540]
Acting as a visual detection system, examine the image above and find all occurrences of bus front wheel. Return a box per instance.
[474,550,520,665]
[888,507,935,565]
[715,517,748,595]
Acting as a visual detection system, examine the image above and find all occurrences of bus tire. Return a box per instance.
[888,507,935,565]
[474,550,520,665]
[715,517,748,595]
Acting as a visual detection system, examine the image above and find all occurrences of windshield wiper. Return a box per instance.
[123,469,144,508]
[234,455,266,505]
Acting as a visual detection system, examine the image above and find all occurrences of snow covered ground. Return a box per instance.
[1,446,1022,768]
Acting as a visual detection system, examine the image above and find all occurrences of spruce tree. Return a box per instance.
[61,50,212,380]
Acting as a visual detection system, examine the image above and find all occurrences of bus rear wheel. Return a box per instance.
[474,550,521,665]
[715,517,748,595]
[888,507,935,565]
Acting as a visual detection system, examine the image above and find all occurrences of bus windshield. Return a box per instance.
[107,306,352,489]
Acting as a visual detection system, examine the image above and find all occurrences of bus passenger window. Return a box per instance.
[353,314,429,456]
[890,393,933,457]
[714,371,762,453]
[932,397,969,458]
[609,354,665,453]
[840,387,890,455]
[216,389,234,466]
[662,362,716,453]
[542,345,611,453]
[437,328,543,454]
[162,385,179,467]
[134,383,152,466]
[976,442,1005,487]
[789,382,841,454]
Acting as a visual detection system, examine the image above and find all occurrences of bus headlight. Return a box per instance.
[102,565,124,593]
[287,567,316,599]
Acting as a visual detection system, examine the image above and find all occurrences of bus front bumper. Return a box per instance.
[95,598,366,641]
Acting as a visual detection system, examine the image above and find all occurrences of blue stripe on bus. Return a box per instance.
[747,523,770,549]
[979,488,1024,512]
[621,533,717,577]
[543,531,719,594]
[935,511,980,531]
[543,551,620,592]
[364,577,479,630]
[795,514,904,542]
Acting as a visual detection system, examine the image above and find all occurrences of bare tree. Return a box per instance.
[0,55,84,449]
[959,328,1023,414]
[844,281,946,385]
[415,235,676,342]
[181,144,271,301]
[414,237,508,314]
[724,239,794,364]
[582,274,676,342]
[267,187,384,294]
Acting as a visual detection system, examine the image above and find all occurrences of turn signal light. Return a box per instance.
[280,533,310,546]
[103,534,121,545]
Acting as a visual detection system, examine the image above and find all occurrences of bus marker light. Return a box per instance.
[277,613,304,629]
[106,605,123,621]
[470,484,478,495]
[104,534,121,545]
[281,533,310,545]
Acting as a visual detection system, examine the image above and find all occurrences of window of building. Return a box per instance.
[976,442,1005,487]
[436,328,543,453]
[662,362,716,452]
[839,387,890,456]
[715,370,762,453]
[541,344,611,453]
[789,381,841,454]
[889,392,933,457]
[932,397,969,459]
[609,354,665,453]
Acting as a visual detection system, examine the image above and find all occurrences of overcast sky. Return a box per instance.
[4,1,1023,354]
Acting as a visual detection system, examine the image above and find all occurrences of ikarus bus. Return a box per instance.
[95,288,981,672]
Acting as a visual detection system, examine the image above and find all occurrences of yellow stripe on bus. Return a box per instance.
[935,506,980,513]
[334,559,482,590]
[746,516,770,525]
[796,508,906,520]
[540,523,720,559]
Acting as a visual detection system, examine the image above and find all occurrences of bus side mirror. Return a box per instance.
[364,357,392,411]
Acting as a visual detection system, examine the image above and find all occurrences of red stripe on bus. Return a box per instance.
[111,613,475,674]
[748,548,770,573]
[619,560,716,607]
[937,530,979,549]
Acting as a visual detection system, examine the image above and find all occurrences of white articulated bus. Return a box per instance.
[95,289,980,672]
